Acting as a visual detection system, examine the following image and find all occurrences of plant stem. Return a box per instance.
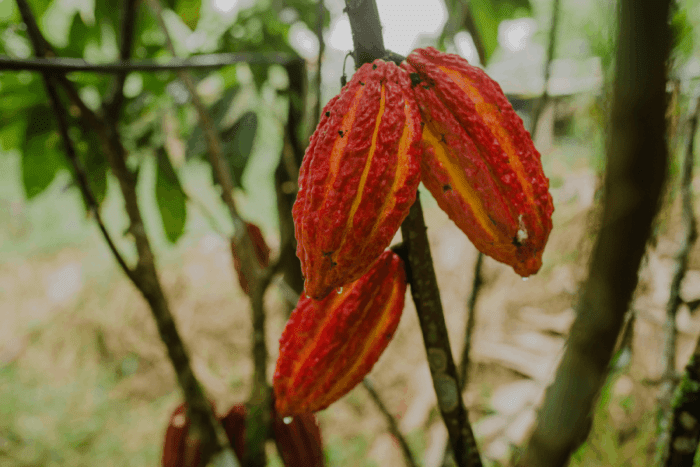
[400,195,483,467]
[664,94,700,467]
[529,0,561,137]
[518,0,671,464]
[15,1,235,464]
[363,378,420,467]
[0,53,297,73]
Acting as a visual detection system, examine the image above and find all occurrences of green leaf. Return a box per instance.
[81,134,108,206]
[440,0,532,65]
[175,0,201,30]
[22,105,64,199]
[186,86,239,160]
[155,148,187,243]
[58,12,97,57]
[221,111,257,189]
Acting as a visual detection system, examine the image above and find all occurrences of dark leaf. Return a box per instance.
[186,86,239,160]
[155,148,187,243]
[81,134,108,206]
[221,111,257,189]
[22,105,64,199]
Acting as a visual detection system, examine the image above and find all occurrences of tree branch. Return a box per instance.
[0,53,297,73]
[400,195,483,467]
[105,0,140,120]
[345,0,386,65]
[663,94,700,467]
[518,0,671,464]
[144,2,282,465]
[529,0,561,137]
[15,1,235,465]
[363,378,419,467]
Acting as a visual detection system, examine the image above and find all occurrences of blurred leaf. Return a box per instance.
[175,0,201,30]
[0,0,19,24]
[186,86,239,160]
[80,134,108,206]
[155,148,187,242]
[440,0,532,64]
[22,105,64,199]
[58,12,98,57]
[221,111,257,190]
[250,64,268,90]
[670,5,694,63]
[27,0,52,18]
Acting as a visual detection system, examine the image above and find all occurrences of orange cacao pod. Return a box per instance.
[293,59,422,299]
[402,47,554,276]
[220,402,325,466]
[230,222,271,294]
[274,250,406,415]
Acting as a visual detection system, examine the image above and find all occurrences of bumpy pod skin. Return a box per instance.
[293,59,422,299]
[402,47,554,276]
[230,222,271,295]
[220,402,325,467]
[274,250,406,415]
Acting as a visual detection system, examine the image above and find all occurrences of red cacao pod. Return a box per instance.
[402,47,554,276]
[230,222,271,294]
[220,403,324,466]
[293,59,422,299]
[274,250,406,415]
[162,402,214,467]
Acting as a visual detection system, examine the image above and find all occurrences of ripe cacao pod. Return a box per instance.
[220,402,325,466]
[230,222,271,295]
[274,250,406,415]
[402,47,554,276]
[293,59,422,299]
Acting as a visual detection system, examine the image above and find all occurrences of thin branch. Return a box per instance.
[655,96,700,467]
[529,0,561,137]
[400,195,483,467]
[15,1,235,465]
[16,8,135,285]
[0,53,298,73]
[344,0,386,65]
[664,94,700,467]
[518,0,671,464]
[462,8,486,65]
[105,0,140,121]
[312,0,325,127]
[441,252,483,467]
[144,2,275,465]
[362,378,420,467]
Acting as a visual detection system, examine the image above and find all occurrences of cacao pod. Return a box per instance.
[402,47,554,276]
[220,402,325,466]
[293,59,422,299]
[162,402,214,467]
[230,222,271,295]
[274,250,406,415]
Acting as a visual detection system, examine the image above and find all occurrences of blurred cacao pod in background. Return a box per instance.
[230,222,271,295]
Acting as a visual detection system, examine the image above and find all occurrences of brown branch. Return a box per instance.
[441,252,483,467]
[105,0,140,121]
[664,94,700,467]
[529,0,561,137]
[345,0,386,65]
[655,95,699,467]
[143,2,279,465]
[15,7,135,286]
[400,195,483,467]
[0,53,298,73]
[362,379,420,467]
[518,0,672,464]
[15,1,235,464]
